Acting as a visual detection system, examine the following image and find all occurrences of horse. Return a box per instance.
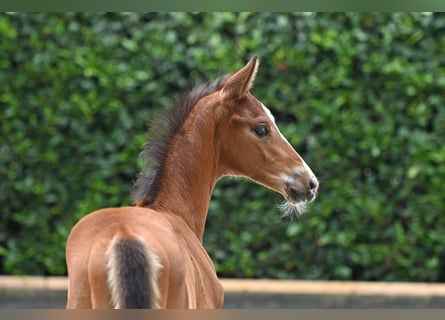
[65,56,319,309]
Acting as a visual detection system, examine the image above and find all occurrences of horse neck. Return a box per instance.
[151,101,221,241]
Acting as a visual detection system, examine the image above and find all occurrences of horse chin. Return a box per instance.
[276,199,307,220]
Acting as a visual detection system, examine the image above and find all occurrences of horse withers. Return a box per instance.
[65,56,319,309]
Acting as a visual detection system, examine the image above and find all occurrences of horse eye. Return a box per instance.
[254,125,269,137]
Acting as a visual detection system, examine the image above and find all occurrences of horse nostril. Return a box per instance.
[308,178,319,192]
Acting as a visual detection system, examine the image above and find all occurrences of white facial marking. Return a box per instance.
[261,102,318,219]
[261,103,316,179]
[262,103,276,123]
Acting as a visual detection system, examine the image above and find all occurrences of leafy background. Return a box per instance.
[1,13,445,281]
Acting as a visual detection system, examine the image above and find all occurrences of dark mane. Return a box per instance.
[132,74,230,207]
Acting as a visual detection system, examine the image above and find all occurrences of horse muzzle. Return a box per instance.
[284,173,319,205]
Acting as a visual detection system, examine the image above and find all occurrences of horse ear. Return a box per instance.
[221,56,259,101]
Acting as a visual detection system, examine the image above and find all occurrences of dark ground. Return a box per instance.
[1,289,444,308]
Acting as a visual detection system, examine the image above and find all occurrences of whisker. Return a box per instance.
[275,201,307,220]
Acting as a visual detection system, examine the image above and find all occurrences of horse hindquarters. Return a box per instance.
[106,237,162,308]
[66,207,220,309]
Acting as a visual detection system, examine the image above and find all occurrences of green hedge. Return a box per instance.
[1,13,445,281]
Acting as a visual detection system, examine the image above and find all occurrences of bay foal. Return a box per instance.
[65,57,318,309]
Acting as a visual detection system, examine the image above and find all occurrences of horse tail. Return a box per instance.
[106,237,161,309]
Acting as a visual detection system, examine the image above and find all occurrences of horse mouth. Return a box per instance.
[278,187,316,219]
[285,186,317,205]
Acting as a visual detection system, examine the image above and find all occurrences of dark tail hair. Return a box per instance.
[107,238,161,308]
